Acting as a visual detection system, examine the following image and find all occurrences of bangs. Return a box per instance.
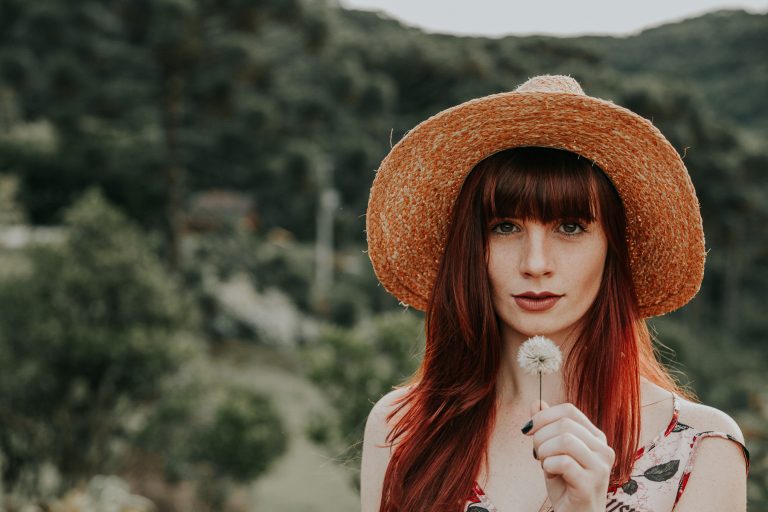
[479,147,601,224]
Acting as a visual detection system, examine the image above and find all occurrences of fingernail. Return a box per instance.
[521,419,533,434]
[533,447,537,459]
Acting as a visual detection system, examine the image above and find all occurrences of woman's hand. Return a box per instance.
[522,400,615,512]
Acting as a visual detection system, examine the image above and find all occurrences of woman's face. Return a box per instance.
[486,216,608,344]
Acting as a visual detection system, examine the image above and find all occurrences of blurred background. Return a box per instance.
[0,0,766,510]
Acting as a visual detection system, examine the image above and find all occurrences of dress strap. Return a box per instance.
[672,430,750,509]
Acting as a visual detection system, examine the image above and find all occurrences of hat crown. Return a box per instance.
[515,74,585,95]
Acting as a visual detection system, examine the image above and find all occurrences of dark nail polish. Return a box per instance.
[521,419,533,434]
[533,447,537,459]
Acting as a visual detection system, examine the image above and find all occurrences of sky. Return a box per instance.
[338,0,768,37]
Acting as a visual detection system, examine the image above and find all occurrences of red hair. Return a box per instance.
[378,147,694,512]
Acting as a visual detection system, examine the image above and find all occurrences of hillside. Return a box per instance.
[337,7,768,137]
[578,9,768,135]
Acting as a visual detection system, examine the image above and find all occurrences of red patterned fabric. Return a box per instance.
[466,393,749,511]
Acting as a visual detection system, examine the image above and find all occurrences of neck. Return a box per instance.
[495,326,576,409]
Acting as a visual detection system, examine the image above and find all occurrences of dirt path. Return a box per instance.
[209,342,360,512]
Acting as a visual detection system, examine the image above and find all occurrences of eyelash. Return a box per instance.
[490,220,589,237]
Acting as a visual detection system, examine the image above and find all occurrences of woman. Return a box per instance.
[360,75,750,512]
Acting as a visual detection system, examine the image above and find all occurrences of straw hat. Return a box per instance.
[365,74,705,318]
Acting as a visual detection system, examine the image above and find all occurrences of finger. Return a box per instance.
[534,430,612,475]
[532,416,613,461]
[521,400,549,435]
[541,454,596,494]
[523,402,605,441]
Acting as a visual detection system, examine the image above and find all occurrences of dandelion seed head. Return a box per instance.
[517,335,563,376]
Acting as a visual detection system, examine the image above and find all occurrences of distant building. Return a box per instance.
[185,189,258,233]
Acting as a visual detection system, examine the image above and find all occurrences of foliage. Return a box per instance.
[192,387,288,481]
[133,373,288,509]
[0,0,329,267]
[0,174,25,224]
[578,9,768,134]
[0,188,194,498]
[301,310,424,480]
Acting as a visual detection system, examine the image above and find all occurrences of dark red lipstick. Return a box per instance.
[513,291,562,312]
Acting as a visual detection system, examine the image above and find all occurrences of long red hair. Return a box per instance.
[378,147,695,512]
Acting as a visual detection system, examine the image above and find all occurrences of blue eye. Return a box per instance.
[490,220,588,236]
[559,222,587,236]
[491,221,519,234]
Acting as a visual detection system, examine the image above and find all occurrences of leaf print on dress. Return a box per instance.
[644,460,680,482]
[621,479,639,495]
[620,459,679,497]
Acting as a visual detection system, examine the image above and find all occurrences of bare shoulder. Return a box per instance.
[673,397,748,512]
[368,386,412,432]
[677,396,745,443]
[360,386,413,512]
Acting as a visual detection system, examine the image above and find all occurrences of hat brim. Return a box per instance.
[366,91,705,318]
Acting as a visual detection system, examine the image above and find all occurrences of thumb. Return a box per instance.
[530,399,550,417]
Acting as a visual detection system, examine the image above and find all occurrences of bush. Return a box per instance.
[134,380,288,510]
[301,310,424,480]
[0,188,196,498]
[192,388,288,481]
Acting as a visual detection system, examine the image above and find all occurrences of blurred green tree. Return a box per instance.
[0,188,195,498]
[0,174,25,224]
[193,387,287,481]
[134,380,288,510]
[0,0,327,269]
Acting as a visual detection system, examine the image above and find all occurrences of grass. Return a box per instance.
[210,339,360,512]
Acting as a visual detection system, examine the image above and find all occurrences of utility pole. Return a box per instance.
[313,156,338,316]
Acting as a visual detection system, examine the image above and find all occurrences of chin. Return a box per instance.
[512,324,552,337]
[508,319,569,340]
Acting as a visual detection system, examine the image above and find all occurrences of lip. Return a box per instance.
[515,291,561,299]
[513,294,562,312]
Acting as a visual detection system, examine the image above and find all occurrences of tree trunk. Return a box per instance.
[163,70,184,272]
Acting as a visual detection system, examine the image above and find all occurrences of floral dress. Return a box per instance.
[466,393,750,511]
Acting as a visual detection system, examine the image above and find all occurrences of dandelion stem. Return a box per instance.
[539,371,542,412]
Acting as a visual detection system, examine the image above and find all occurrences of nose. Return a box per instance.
[519,226,553,278]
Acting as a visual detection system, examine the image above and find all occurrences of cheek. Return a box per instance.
[487,261,500,295]
[580,244,607,296]
[486,245,510,294]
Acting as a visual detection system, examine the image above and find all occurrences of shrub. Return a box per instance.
[0,188,195,498]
